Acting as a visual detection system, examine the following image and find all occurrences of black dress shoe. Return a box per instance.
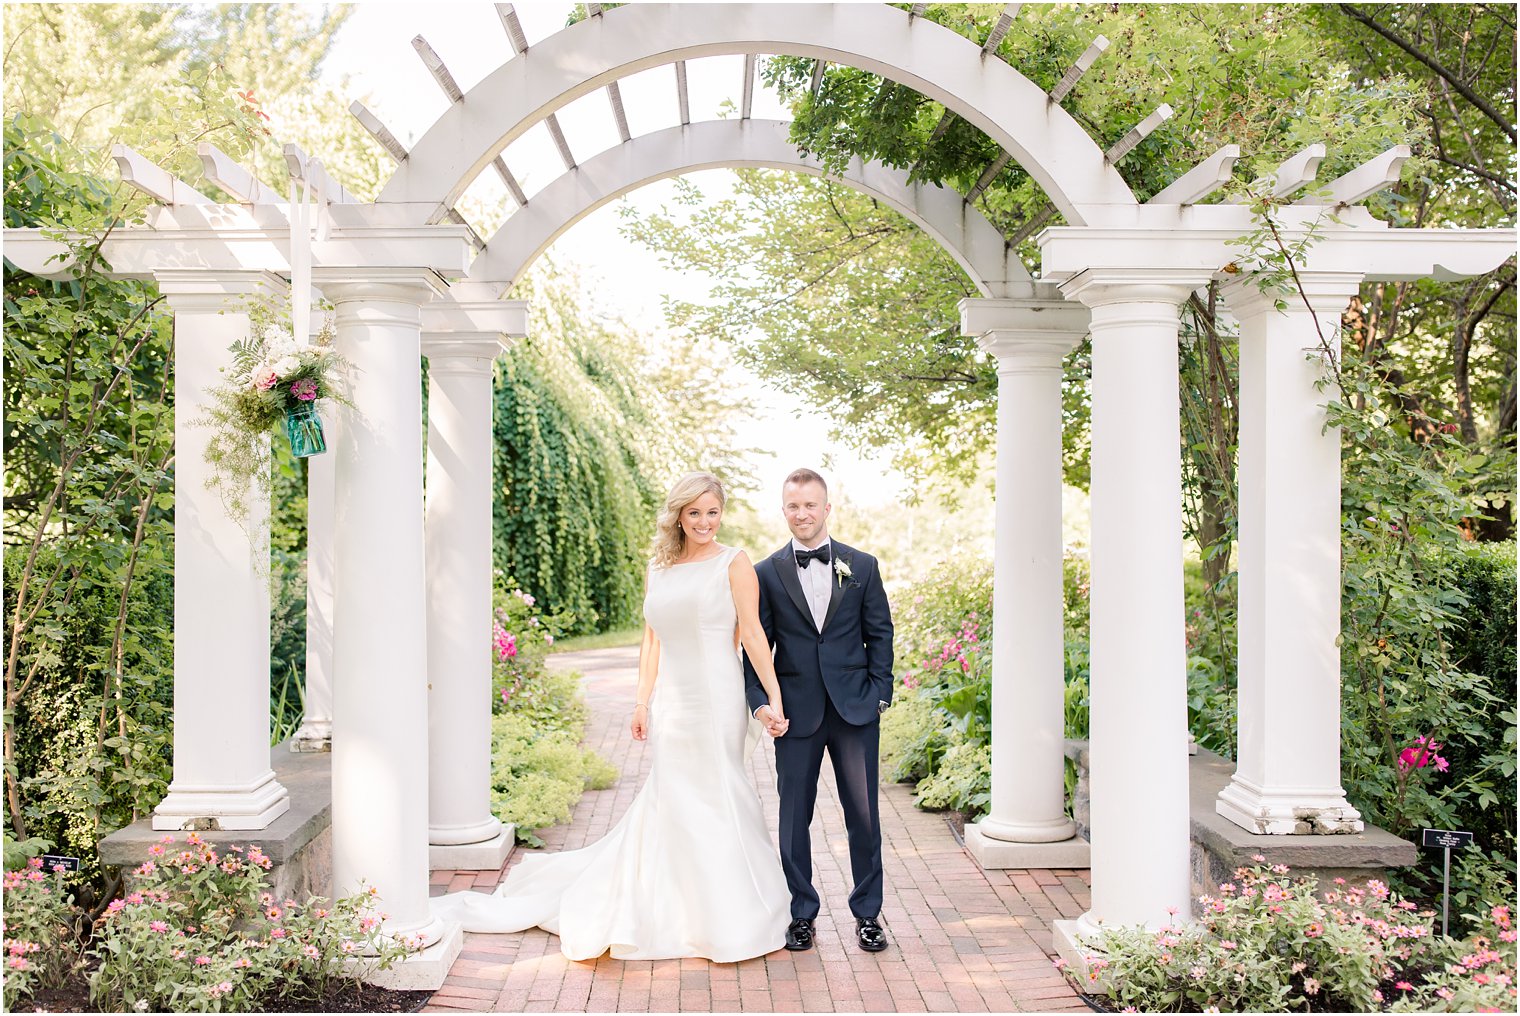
[784,918,815,951]
[857,916,888,952]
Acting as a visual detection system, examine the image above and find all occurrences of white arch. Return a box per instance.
[378,3,1134,223]
[471,119,1033,298]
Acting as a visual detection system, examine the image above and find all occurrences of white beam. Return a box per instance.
[1147,145,1240,205]
[196,144,282,204]
[1105,104,1172,164]
[1305,145,1412,206]
[349,101,410,163]
[282,145,358,205]
[1253,144,1326,199]
[442,207,486,252]
[1048,35,1110,103]
[111,144,211,205]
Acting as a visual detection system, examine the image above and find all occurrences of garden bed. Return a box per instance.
[16,974,431,1013]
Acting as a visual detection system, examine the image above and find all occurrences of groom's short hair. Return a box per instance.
[784,468,828,497]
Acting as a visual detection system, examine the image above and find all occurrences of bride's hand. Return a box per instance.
[631,704,649,741]
[767,699,789,737]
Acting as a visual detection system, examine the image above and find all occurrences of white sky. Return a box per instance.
[323,1,913,508]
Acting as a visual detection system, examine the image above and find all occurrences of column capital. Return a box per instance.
[154,270,286,312]
[1221,271,1364,321]
[1058,267,1212,309]
[421,298,528,341]
[314,267,445,307]
[421,335,510,371]
[959,296,1090,338]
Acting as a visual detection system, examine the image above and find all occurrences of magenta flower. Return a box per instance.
[290,378,319,401]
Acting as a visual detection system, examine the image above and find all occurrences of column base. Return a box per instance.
[965,821,1089,869]
[289,720,332,753]
[151,769,290,831]
[1216,775,1365,835]
[975,814,1078,844]
[1052,917,1111,994]
[350,918,463,991]
[429,825,516,870]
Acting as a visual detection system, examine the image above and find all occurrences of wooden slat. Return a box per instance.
[1104,104,1172,164]
[348,101,410,163]
[496,4,529,55]
[412,36,464,104]
[491,156,529,206]
[1148,145,1240,205]
[1049,35,1109,103]
[982,4,1021,55]
[811,58,826,95]
[607,81,631,142]
[675,61,691,125]
[545,115,576,170]
[197,143,283,203]
[967,151,1013,202]
[741,54,756,120]
[111,144,211,205]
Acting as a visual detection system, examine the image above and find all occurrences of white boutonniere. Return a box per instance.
[833,556,853,588]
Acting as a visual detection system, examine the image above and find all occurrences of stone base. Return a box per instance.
[1192,750,1415,900]
[1215,775,1365,835]
[103,742,332,902]
[965,823,1090,869]
[429,826,516,870]
[350,919,463,991]
[151,768,291,831]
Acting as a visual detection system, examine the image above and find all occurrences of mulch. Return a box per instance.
[17,976,431,1013]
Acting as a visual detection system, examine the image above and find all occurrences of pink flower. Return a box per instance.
[290,378,318,401]
[304,944,321,958]
[1220,940,1237,950]
[1395,981,1414,991]
[252,366,280,391]
[194,955,212,965]
[149,921,169,934]
[1305,923,1323,938]
[7,956,30,971]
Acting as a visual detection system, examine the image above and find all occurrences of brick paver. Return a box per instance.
[424,647,1089,1013]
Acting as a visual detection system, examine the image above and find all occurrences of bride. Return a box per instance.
[432,471,793,961]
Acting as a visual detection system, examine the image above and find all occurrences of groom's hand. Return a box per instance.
[756,705,789,738]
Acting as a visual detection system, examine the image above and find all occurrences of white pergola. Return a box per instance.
[7,2,1513,988]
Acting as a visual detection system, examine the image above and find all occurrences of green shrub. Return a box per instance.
[491,584,576,724]
[490,713,617,847]
[880,689,954,783]
[914,742,990,814]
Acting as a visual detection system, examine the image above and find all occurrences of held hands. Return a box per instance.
[756,702,789,739]
[631,703,649,741]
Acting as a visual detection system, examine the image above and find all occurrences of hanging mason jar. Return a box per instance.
[284,401,327,457]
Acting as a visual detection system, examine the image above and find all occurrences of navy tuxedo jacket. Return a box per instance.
[742,540,895,737]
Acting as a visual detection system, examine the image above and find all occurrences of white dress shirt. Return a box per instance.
[792,537,833,632]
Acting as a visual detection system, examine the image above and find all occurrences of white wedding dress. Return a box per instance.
[431,545,791,961]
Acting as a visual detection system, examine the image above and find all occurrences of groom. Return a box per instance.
[743,468,895,953]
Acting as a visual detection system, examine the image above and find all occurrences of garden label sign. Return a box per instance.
[1422,828,1475,936]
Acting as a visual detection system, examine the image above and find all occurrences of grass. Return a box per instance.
[550,625,644,654]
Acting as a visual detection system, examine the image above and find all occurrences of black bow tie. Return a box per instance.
[795,545,831,568]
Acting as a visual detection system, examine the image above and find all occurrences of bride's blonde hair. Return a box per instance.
[650,471,726,568]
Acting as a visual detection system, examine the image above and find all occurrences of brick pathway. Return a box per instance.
[425,647,1090,1013]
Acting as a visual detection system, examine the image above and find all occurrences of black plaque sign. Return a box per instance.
[38,854,82,871]
[1422,829,1474,849]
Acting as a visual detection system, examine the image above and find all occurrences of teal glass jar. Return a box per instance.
[284,402,327,457]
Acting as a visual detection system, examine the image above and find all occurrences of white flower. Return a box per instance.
[833,556,853,587]
[273,355,301,376]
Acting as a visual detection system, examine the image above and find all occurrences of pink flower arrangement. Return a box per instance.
[290,378,319,401]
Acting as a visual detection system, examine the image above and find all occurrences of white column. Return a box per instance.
[1216,276,1364,834]
[316,270,460,985]
[153,271,290,831]
[421,335,513,869]
[289,420,335,753]
[959,297,1090,868]
[1053,270,1207,965]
